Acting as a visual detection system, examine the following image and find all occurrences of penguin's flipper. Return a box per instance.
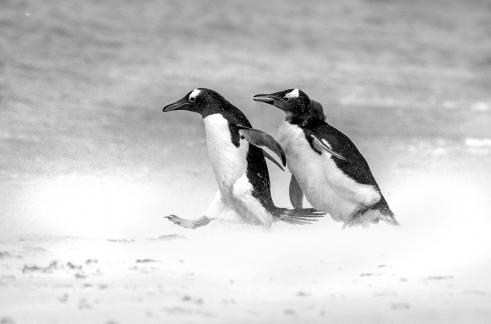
[310,134,350,162]
[163,215,212,229]
[238,126,286,170]
[289,175,304,209]
[262,150,285,171]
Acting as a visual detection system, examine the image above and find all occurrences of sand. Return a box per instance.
[1,196,491,324]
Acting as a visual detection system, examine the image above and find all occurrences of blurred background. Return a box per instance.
[1,0,490,237]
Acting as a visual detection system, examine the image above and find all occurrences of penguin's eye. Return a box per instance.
[189,96,196,103]
[284,96,290,101]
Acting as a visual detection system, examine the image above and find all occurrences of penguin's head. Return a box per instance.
[253,89,324,123]
[253,88,309,114]
[162,88,227,116]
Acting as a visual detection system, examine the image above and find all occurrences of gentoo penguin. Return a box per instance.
[253,89,399,226]
[161,88,323,229]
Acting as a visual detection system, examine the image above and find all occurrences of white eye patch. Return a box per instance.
[189,88,201,101]
[285,88,299,99]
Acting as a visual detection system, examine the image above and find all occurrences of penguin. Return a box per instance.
[161,88,323,229]
[253,89,399,226]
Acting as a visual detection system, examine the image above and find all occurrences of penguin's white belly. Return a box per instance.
[278,122,380,222]
[203,114,273,226]
[203,114,248,196]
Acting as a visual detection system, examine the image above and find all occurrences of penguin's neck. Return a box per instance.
[286,113,321,128]
[199,98,234,119]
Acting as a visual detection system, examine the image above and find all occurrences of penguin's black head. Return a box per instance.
[254,89,324,124]
[253,88,309,114]
[162,88,228,116]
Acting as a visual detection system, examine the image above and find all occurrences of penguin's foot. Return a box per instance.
[343,218,373,228]
[163,215,212,229]
[275,208,325,225]
[344,207,381,228]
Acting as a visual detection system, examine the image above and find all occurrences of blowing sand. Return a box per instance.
[1,180,491,324]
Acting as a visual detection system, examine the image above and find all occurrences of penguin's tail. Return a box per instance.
[271,207,325,225]
[377,198,400,226]
[380,211,400,226]
[362,196,401,226]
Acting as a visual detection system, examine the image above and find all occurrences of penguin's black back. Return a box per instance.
[303,120,381,188]
[304,120,394,215]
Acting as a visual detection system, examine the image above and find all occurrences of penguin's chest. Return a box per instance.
[277,122,378,221]
[203,114,249,193]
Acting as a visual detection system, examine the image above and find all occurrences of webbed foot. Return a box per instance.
[163,215,212,229]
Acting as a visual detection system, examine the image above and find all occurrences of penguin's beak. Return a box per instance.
[162,97,189,112]
[253,93,280,105]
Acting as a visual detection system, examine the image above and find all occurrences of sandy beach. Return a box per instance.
[1,212,491,324]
